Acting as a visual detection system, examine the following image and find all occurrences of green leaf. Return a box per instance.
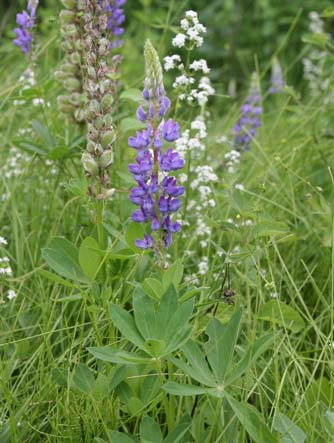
[52,368,68,388]
[88,347,151,365]
[273,413,306,443]
[258,300,305,333]
[32,119,55,148]
[91,373,110,401]
[250,221,289,240]
[133,291,157,340]
[323,410,334,437]
[144,339,166,357]
[109,248,136,260]
[226,394,279,443]
[163,381,209,396]
[125,223,146,252]
[38,269,75,288]
[120,117,146,133]
[110,365,127,391]
[178,340,216,386]
[109,431,137,443]
[164,297,194,353]
[79,237,102,282]
[142,278,163,300]
[162,259,184,291]
[155,285,178,340]
[42,237,88,283]
[206,308,242,384]
[72,363,95,395]
[165,416,191,443]
[120,88,143,103]
[140,417,163,443]
[226,334,274,385]
[17,141,47,156]
[109,303,146,350]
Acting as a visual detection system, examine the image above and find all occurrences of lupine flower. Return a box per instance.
[56,0,86,122]
[81,0,116,196]
[269,57,284,94]
[105,0,126,49]
[13,0,38,54]
[233,72,262,151]
[129,40,184,252]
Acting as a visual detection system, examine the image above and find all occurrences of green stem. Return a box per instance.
[96,197,104,250]
[155,359,173,432]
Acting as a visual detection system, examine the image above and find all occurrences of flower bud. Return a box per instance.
[74,108,86,122]
[82,152,99,175]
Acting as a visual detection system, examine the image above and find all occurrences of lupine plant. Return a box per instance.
[269,56,285,94]
[56,0,86,122]
[129,40,184,262]
[233,72,262,151]
[13,0,38,54]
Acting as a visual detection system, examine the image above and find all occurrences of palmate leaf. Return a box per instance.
[42,237,88,283]
[226,394,279,443]
[206,307,242,384]
[109,303,146,350]
[88,347,152,365]
[133,290,158,340]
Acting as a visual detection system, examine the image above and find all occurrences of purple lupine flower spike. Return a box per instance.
[104,0,127,49]
[233,72,262,151]
[13,0,38,54]
[269,57,285,94]
[128,40,184,252]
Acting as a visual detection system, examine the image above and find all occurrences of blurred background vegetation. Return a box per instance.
[1,0,333,96]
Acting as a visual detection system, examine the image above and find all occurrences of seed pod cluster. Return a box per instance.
[81,0,116,186]
[56,0,86,123]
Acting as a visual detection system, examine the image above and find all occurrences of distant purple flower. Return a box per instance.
[233,72,262,151]
[269,57,284,94]
[13,0,38,54]
[129,40,184,251]
[105,0,127,49]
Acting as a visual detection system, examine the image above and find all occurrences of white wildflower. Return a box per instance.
[164,54,181,71]
[7,290,17,300]
[172,33,186,48]
[0,237,7,246]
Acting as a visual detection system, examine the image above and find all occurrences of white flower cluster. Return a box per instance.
[164,11,215,107]
[224,149,241,173]
[0,238,16,303]
[0,147,30,179]
[13,68,50,108]
[187,165,218,248]
[172,10,206,48]
[302,12,334,104]
[175,116,207,159]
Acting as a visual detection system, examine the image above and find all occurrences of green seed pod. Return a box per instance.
[64,77,81,91]
[59,10,76,24]
[69,92,83,106]
[99,150,114,169]
[86,141,96,153]
[61,63,77,74]
[61,24,78,38]
[70,52,81,65]
[87,66,97,80]
[82,152,99,175]
[89,99,100,114]
[101,94,113,112]
[60,0,77,10]
[74,108,86,122]
[101,129,116,149]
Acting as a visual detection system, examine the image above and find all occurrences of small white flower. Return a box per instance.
[7,290,17,300]
[198,256,209,275]
[235,183,244,191]
[0,237,7,245]
[180,18,189,31]
[172,33,186,48]
[190,59,210,74]
[164,54,181,71]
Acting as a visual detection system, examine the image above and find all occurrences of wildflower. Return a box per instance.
[129,40,184,252]
[13,0,38,54]
[165,11,214,107]
[269,57,284,94]
[7,290,17,300]
[56,0,86,122]
[0,237,7,246]
[105,0,127,49]
[81,0,116,196]
[233,72,262,151]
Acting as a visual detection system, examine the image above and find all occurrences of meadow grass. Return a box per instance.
[1,4,334,443]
